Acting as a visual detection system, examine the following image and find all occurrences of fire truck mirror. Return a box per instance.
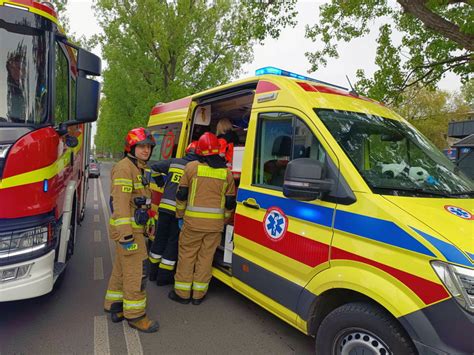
[75,76,100,123]
[65,135,78,148]
[76,48,101,77]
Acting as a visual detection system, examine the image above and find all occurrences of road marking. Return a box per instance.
[94,257,104,280]
[98,178,115,262]
[94,214,100,222]
[94,230,102,242]
[122,322,143,355]
[94,203,99,210]
[99,176,144,355]
[94,315,110,355]
[94,178,98,202]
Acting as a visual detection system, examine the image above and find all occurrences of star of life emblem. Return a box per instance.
[444,205,473,220]
[263,207,288,241]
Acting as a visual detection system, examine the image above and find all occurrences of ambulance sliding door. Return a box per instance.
[232,108,336,322]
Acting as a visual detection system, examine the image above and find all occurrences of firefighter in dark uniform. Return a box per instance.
[148,141,200,285]
[103,127,160,333]
[168,132,236,305]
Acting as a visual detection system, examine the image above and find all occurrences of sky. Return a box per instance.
[66,0,461,93]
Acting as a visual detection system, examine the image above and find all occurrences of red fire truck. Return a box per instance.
[0,0,101,301]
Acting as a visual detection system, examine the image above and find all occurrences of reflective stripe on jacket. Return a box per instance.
[151,154,199,215]
[176,160,235,232]
[109,157,152,241]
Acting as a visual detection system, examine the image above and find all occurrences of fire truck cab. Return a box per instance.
[0,0,101,301]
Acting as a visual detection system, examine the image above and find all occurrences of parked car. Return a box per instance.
[89,158,100,178]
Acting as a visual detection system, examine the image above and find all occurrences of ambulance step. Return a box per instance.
[53,262,66,281]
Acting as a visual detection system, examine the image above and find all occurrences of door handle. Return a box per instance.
[242,198,260,210]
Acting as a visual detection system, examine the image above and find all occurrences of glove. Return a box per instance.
[119,235,137,251]
[178,219,184,230]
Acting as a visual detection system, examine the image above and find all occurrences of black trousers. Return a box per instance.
[149,212,179,282]
[151,212,179,259]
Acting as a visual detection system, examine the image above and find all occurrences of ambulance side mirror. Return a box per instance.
[283,158,333,201]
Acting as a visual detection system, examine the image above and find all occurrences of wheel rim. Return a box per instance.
[334,328,392,355]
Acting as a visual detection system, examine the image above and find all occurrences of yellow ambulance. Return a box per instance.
[147,67,473,354]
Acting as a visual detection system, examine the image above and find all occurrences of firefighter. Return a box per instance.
[148,141,200,285]
[103,127,160,333]
[168,132,236,305]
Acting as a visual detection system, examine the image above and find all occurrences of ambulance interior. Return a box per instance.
[189,90,255,179]
[189,89,255,269]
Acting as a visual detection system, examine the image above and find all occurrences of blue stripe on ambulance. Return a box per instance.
[467,252,474,262]
[411,227,473,267]
[237,189,436,257]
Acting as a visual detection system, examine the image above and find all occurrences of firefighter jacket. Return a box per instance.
[176,160,236,232]
[109,156,152,242]
[150,153,199,215]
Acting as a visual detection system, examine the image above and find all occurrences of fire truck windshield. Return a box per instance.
[0,21,49,125]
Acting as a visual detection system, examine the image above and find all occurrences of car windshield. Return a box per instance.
[0,20,49,124]
[316,109,474,197]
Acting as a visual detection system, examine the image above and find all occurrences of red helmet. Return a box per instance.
[125,127,156,153]
[185,141,198,154]
[197,132,220,156]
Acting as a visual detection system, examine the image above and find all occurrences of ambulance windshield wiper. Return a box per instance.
[449,190,474,197]
[374,186,451,197]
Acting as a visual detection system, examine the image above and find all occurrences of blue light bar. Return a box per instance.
[43,179,48,192]
[255,66,348,91]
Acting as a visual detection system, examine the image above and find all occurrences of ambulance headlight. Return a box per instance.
[432,261,474,313]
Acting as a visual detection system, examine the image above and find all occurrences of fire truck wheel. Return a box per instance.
[66,200,77,260]
[315,302,416,355]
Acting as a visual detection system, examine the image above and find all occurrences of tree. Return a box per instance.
[306,0,473,104]
[94,0,297,154]
[393,80,472,148]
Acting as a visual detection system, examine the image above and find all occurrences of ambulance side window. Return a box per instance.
[148,122,182,164]
[253,112,326,189]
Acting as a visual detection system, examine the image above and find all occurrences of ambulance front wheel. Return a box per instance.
[315,302,417,355]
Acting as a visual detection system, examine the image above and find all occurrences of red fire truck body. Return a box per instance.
[0,0,101,301]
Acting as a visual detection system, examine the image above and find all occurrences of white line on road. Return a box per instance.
[98,178,115,262]
[94,316,110,355]
[94,178,98,202]
[94,214,100,223]
[99,177,143,354]
[123,322,144,355]
[94,230,102,242]
[94,257,104,280]
[94,203,99,210]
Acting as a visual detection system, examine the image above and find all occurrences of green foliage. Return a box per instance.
[392,81,472,148]
[306,0,473,104]
[94,0,297,155]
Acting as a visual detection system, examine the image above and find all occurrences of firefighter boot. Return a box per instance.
[156,268,174,286]
[148,262,158,282]
[111,312,124,323]
[105,302,124,322]
[127,315,160,333]
[168,290,191,304]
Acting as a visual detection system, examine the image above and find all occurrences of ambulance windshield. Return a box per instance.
[0,21,49,125]
[316,109,473,197]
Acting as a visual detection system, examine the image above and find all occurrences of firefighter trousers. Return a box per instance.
[174,226,221,300]
[104,233,149,319]
[149,212,180,282]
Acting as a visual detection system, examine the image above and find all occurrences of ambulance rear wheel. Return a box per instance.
[315,302,416,355]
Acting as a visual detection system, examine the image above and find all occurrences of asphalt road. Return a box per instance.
[0,162,314,354]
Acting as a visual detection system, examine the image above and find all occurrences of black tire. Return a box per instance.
[315,302,417,355]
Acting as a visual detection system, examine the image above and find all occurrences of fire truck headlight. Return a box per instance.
[0,236,11,251]
[0,226,49,259]
[432,261,474,313]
